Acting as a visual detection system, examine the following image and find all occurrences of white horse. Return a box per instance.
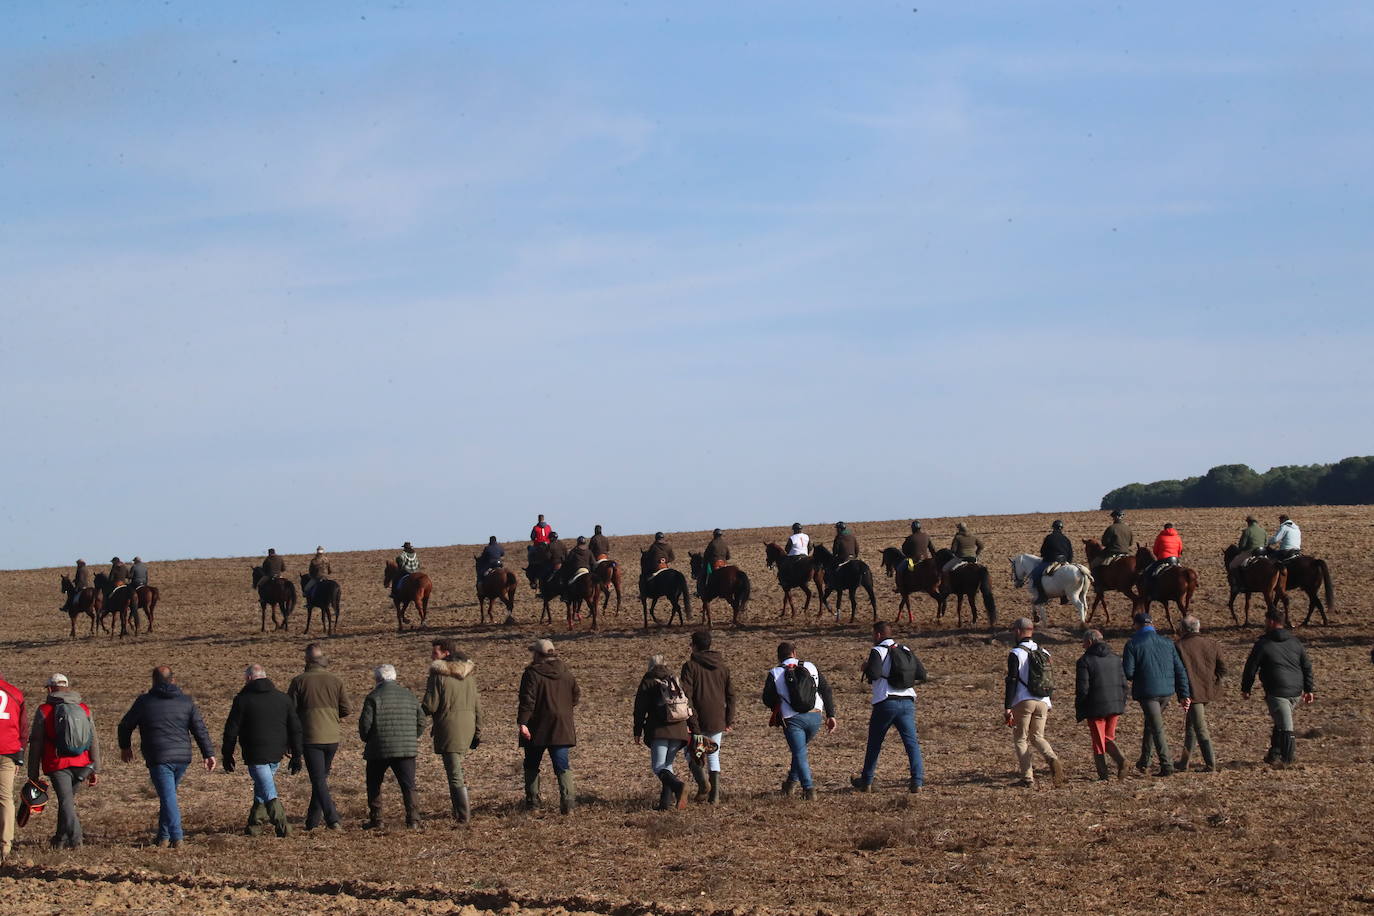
[1009,554,1093,626]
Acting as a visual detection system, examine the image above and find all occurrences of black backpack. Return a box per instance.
[886,644,920,689]
[1019,645,1053,698]
[783,663,818,712]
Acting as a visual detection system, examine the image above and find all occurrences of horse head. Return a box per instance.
[1082,538,1102,559]
[383,561,397,586]
[1009,554,1037,588]
[60,575,73,594]
[1134,546,1153,566]
[688,552,703,577]
[251,566,263,588]
[811,544,834,569]
[764,543,782,567]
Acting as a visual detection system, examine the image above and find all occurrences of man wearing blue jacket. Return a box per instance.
[117,666,217,847]
[1121,613,1191,777]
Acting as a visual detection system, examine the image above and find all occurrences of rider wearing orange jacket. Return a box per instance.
[1144,524,1183,580]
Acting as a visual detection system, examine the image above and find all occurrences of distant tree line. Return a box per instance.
[1100,457,1374,510]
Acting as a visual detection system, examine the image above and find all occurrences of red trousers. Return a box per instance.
[1085,715,1119,754]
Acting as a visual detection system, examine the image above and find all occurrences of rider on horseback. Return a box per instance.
[786,523,810,557]
[829,523,860,590]
[546,532,567,574]
[1033,521,1073,604]
[563,536,594,586]
[1142,524,1183,586]
[108,556,130,587]
[1265,515,1302,563]
[262,548,287,584]
[643,532,675,581]
[528,514,552,568]
[305,546,331,598]
[1227,516,1268,587]
[129,556,149,589]
[65,559,92,611]
[1095,510,1134,568]
[703,529,730,583]
[589,525,610,562]
[901,521,934,570]
[941,523,983,592]
[476,536,505,586]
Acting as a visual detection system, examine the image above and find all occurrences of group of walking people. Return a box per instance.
[0,604,1318,858]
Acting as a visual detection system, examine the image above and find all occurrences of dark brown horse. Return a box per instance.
[59,575,100,638]
[1221,546,1284,627]
[879,547,942,625]
[811,544,877,622]
[474,560,518,625]
[94,572,139,637]
[593,559,622,615]
[638,549,691,628]
[1132,546,1197,632]
[134,585,160,634]
[299,574,342,636]
[1081,539,1139,624]
[384,561,433,632]
[689,553,751,627]
[561,569,601,630]
[1274,555,1335,626]
[251,566,297,632]
[931,549,997,629]
[765,543,827,617]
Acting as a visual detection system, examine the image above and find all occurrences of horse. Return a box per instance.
[524,543,552,592]
[931,549,997,629]
[811,544,877,622]
[879,547,942,625]
[764,543,827,617]
[58,575,100,638]
[1273,554,1335,626]
[383,561,433,632]
[1009,554,1093,627]
[1220,546,1285,627]
[593,559,623,615]
[473,560,518,625]
[251,566,297,632]
[1131,546,1197,633]
[688,552,751,627]
[299,574,342,636]
[560,567,601,630]
[94,572,139,637]
[134,585,160,634]
[638,549,691,628]
[1081,539,1139,625]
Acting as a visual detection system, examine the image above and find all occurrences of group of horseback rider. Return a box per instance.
[520,516,614,598]
[63,556,149,610]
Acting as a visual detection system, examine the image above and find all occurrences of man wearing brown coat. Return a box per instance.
[423,638,483,824]
[518,639,580,814]
[287,644,350,830]
[680,630,735,804]
[1175,616,1226,772]
[832,523,859,562]
[261,549,286,581]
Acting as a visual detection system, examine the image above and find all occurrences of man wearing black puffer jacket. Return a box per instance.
[1241,610,1315,766]
[117,666,216,848]
[222,664,303,838]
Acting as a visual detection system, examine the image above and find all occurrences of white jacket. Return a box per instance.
[1269,520,1301,551]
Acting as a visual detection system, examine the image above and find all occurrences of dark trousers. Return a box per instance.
[523,744,571,775]
[365,757,417,817]
[303,743,340,828]
[49,766,91,848]
[860,697,924,785]
[1137,697,1172,769]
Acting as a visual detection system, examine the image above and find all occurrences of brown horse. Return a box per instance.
[384,561,433,632]
[879,547,942,625]
[689,553,751,627]
[1221,546,1285,627]
[1132,546,1197,632]
[1081,539,1139,625]
[765,543,827,617]
[134,585,160,634]
[59,575,101,638]
[562,569,601,630]
[593,559,622,615]
[251,566,297,632]
[299,574,342,636]
[931,549,997,629]
[94,573,139,637]
[474,560,518,625]
[1274,555,1335,626]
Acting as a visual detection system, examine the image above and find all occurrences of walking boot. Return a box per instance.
[654,772,673,811]
[708,771,721,804]
[849,776,873,793]
[688,761,709,803]
[453,787,471,825]
[523,767,542,811]
[1174,750,1190,772]
[266,798,291,838]
[670,772,688,810]
[1105,740,1126,779]
[244,801,267,837]
[1049,756,1065,787]
[1281,731,1297,765]
[781,779,796,797]
[1093,754,1109,781]
[1264,728,1281,764]
[801,787,816,801]
[403,793,421,829]
[363,796,383,830]
[1199,739,1217,773]
[556,771,576,815]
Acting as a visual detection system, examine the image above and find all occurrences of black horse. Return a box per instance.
[932,548,997,629]
[1274,554,1335,626]
[94,572,138,637]
[638,549,691,628]
[764,542,828,617]
[299,574,342,636]
[251,566,297,632]
[811,544,878,621]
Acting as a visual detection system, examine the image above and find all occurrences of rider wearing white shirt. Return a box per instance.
[1267,515,1302,561]
[786,523,811,557]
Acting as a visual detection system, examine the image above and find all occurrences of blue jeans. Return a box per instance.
[703,731,724,772]
[148,762,188,841]
[648,739,687,775]
[248,762,279,803]
[861,697,924,785]
[524,744,570,775]
[783,711,823,789]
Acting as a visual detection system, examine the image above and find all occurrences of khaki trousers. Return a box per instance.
[1012,699,1057,780]
[0,756,14,856]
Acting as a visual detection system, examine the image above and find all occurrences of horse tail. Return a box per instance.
[679,572,692,618]
[737,571,751,609]
[980,567,997,627]
[1318,559,1334,612]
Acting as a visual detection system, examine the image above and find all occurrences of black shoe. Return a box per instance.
[781,779,796,796]
[168,839,182,849]
[800,787,816,801]
[908,779,922,793]
[326,821,342,831]
[849,776,873,792]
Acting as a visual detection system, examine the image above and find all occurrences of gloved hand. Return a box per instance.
[222,756,236,773]
[288,756,302,775]
[469,735,481,750]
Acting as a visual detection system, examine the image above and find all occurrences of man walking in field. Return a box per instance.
[851,621,926,793]
[287,644,350,830]
[762,642,837,800]
[28,673,100,849]
[1004,618,1063,788]
[222,664,302,838]
[1174,616,1225,772]
[359,664,425,830]
[1241,610,1315,766]
[518,639,580,814]
[680,630,734,804]
[1121,612,1191,777]
[423,638,483,824]
[0,671,25,862]
[1074,630,1127,780]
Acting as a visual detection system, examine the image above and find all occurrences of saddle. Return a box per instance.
[648,566,671,581]
[835,558,854,570]
[1097,553,1128,568]
[568,568,591,584]
[1044,561,1065,575]
[595,555,614,566]
[393,573,410,593]
[481,566,504,581]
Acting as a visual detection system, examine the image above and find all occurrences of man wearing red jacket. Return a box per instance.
[28,674,99,850]
[0,673,26,863]
[1143,523,1184,582]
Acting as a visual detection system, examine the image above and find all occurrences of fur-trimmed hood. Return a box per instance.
[430,658,475,680]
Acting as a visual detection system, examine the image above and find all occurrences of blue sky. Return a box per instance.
[3,3,1371,568]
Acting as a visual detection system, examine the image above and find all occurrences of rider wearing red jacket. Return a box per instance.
[1145,524,1183,580]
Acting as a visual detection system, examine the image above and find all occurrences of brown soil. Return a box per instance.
[1,506,1371,915]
